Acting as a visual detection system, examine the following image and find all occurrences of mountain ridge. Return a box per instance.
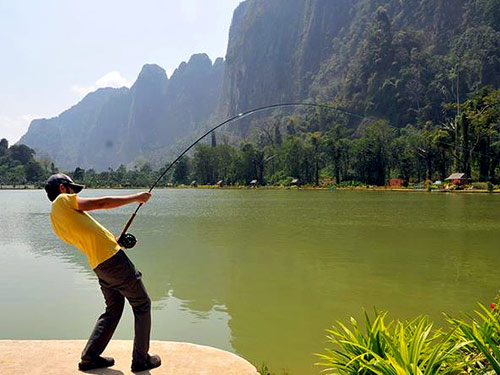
[18,0,499,171]
[19,54,223,170]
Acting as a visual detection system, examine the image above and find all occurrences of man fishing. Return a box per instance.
[44,173,161,372]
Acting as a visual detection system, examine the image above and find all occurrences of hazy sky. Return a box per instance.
[0,0,242,144]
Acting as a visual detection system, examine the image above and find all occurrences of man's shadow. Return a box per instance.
[82,369,152,375]
[81,370,124,375]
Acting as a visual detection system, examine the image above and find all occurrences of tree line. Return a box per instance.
[169,87,500,187]
[1,87,498,189]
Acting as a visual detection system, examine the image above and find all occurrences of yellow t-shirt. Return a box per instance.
[50,193,120,269]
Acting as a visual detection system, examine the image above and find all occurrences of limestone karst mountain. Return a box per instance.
[19,54,223,170]
[18,0,499,170]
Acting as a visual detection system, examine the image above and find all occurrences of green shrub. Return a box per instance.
[472,182,489,190]
[487,182,494,193]
[446,300,500,373]
[335,180,366,188]
[268,170,287,185]
[318,296,500,375]
[257,363,289,375]
[316,310,461,375]
[268,171,295,186]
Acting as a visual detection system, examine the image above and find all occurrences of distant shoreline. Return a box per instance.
[1,185,498,194]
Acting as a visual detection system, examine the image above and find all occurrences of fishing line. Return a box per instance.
[117,102,365,248]
[117,102,499,249]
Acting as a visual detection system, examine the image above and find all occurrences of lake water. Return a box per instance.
[1,189,499,374]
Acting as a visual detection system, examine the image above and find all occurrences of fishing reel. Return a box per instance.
[118,232,137,249]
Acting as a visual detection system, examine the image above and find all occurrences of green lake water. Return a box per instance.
[1,189,499,374]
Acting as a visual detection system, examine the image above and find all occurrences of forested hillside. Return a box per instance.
[208,0,500,186]
[221,0,499,122]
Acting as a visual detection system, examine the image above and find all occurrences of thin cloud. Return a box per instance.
[71,71,132,98]
[0,114,41,144]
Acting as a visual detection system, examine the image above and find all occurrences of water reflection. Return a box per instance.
[2,189,500,375]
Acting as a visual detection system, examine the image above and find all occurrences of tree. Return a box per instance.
[217,144,237,183]
[38,155,53,171]
[306,132,323,186]
[390,135,415,186]
[324,125,350,183]
[172,156,190,185]
[274,125,282,147]
[433,129,452,181]
[211,132,217,148]
[0,138,8,157]
[405,123,438,181]
[8,144,35,164]
[353,120,394,185]
[463,88,500,181]
[280,136,306,181]
[50,162,58,174]
[442,88,500,180]
[236,143,258,184]
[485,0,500,31]
[113,165,127,185]
[25,160,45,183]
[346,6,394,116]
[6,165,25,187]
[73,167,85,182]
[193,144,218,184]
[83,169,97,188]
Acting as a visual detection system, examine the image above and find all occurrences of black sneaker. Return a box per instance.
[78,356,115,371]
[131,354,162,372]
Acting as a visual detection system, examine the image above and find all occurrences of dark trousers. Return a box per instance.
[81,250,151,364]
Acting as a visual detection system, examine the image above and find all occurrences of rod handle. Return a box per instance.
[119,202,143,238]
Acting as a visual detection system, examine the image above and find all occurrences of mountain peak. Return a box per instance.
[187,53,212,66]
[131,64,168,92]
[137,64,167,79]
[170,53,217,80]
[213,57,224,68]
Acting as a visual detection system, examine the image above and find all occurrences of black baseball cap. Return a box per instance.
[44,173,85,201]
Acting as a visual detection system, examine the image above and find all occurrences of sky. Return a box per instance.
[0,0,243,145]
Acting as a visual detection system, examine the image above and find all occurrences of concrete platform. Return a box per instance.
[0,340,260,375]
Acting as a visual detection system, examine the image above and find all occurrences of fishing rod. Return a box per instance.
[117,102,365,249]
[117,101,500,248]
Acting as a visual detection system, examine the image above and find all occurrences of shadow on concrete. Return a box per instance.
[83,369,153,375]
[82,369,124,375]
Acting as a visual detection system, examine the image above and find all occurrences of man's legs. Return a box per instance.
[89,250,159,370]
[81,285,125,361]
[119,277,152,365]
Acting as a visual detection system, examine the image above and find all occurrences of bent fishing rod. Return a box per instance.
[117,101,500,248]
[117,102,365,249]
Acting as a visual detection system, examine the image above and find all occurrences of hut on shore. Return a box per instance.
[390,178,404,187]
[445,173,470,185]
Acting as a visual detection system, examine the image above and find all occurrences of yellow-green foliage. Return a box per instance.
[317,300,500,375]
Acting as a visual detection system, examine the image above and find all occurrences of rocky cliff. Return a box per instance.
[220,0,353,116]
[220,0,498,123]
[19,54,223,170]
[19,0,499,170]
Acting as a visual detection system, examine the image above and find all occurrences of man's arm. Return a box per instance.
[77,192,151,211]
